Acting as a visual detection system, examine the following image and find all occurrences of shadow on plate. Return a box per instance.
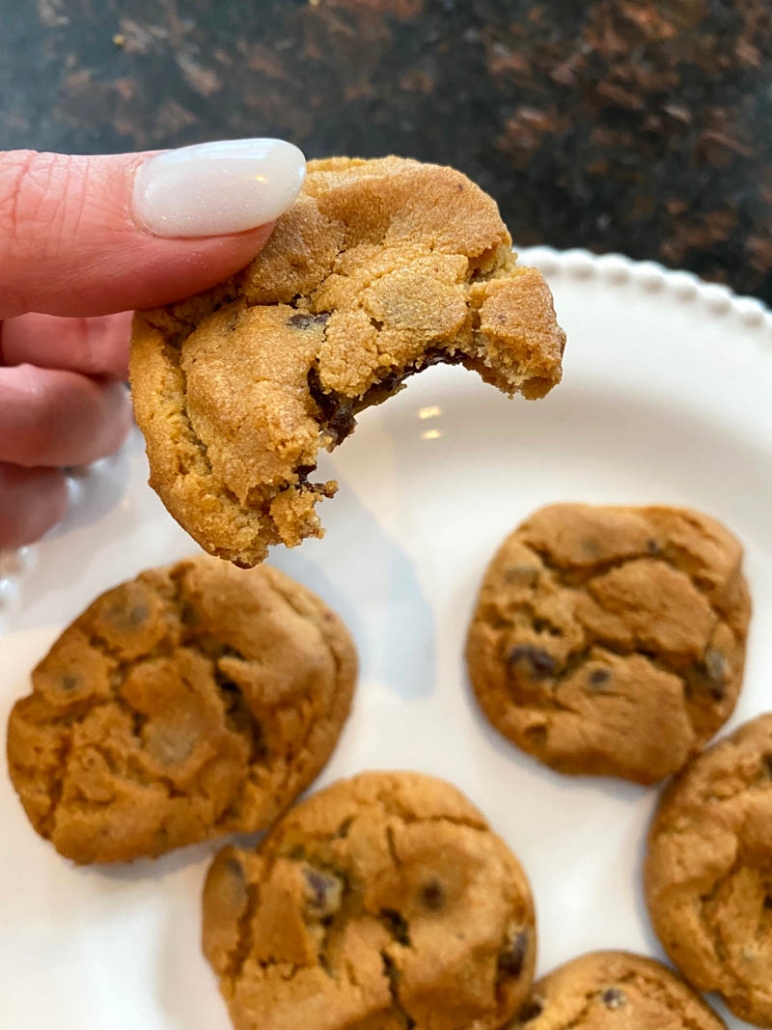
[270,478,436,701]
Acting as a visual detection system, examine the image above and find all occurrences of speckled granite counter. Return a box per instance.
[3,0,770,301]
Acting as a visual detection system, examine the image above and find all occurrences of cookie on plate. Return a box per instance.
[645,713,772,1027]
[466,504,750,784]
[6,556,356,864]
[202,770,536,1030]
[507,950,726,1029]
[130,156,566,567]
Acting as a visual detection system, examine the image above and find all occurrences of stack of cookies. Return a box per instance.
[5,158,770,1030]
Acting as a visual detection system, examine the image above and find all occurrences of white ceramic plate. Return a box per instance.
[2,249,771,1030]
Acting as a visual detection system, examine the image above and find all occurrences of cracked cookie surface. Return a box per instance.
[202,770,536,1030]
[6,556,356,864]
[466,504,750,784]
[644,714,772,1027]
[507,950,726,1029]
[130,156,565,567]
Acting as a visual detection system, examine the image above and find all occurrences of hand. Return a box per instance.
[0,138,305,550]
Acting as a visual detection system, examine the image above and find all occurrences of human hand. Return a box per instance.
[0,138,305,550]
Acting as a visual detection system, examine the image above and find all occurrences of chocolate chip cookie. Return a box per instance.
[6,556,356,864]
[130,156,566,567]
[466,504,750,784]
[202,770,536,1030]
[508,951,726,1029]
[645,714,772,1027]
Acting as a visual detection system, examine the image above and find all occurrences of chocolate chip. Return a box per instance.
[326,403,356,445]
[699,649,729,701]
[307,367,357,445]
[288,311,330,330]
[104,600,149,630]
[217,675,241,695]
[508,645,557,680]
[647,538,661,555]
[601,987,626,1009]
[304,869,329,907]
[420,879,445,911]
[524,724,548,745]
[61,674,80,691]
[704,649,727,686]
[497,929,529,979]
[303,867,343,919]
[589,667,611,686]
[295,463,317,489]
[422,348,465,370]
[358,370,404,408]
[519,997,544,1022]
[357,350,466,411]
[532,617,560,636]
[128,603,149,627]
[381,908,411,945]
[764,755,772,779]
[686,649,730,704]
[764,895,772,911]
[180,602,201,628]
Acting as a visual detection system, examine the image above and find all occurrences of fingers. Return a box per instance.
[0,365,132,468]
[1,312,134,379]
[0,366,132,549]
[0,139,305,319]
[0,465,68,549]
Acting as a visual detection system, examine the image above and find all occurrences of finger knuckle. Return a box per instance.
[0,150,89,262]
[0,466,67,548]
[3,369,70,465]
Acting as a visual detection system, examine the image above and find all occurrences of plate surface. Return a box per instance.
[2,249,771,1029]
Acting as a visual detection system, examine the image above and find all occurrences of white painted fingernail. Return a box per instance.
[132,138,306,237]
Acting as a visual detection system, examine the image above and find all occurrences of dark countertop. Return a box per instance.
[3,0,771,302]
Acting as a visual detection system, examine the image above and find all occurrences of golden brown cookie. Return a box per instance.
[202,770,536,1030]
[508,951,726,1029]
[130,156,565,567]
[6,556,356,864]
[466,504,750,784]
[644,714,772,1027]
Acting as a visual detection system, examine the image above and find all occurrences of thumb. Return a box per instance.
[0,138,306,320]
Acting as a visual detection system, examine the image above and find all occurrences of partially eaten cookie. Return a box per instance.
[130,156,566,566]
